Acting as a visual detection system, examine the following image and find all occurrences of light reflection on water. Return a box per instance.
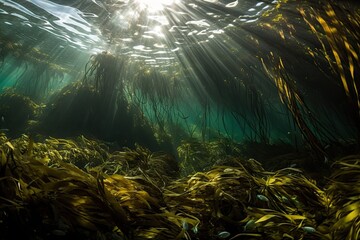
[105,0,278,65]
[0,0,277,66]
[0,0,103,52]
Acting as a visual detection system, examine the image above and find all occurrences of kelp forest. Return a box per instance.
[0,0,359,239]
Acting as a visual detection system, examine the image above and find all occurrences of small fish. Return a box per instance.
[291,196,301,207]
[217,231,231,238]
[302,226,316,233]
[84,162,92,169]
[223,168,234,173]
[192,226,198,234]
[256,194,269,202]
[281,196,290,203]
[52,229,67,236]
[181,220,189,230]
[1,116,4,123]
[244,219,256,231]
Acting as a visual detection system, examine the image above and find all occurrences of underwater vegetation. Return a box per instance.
[176,138,293,176]
[326,156,360,240]
[0,0,359,239]
[40,80,158,149]
[0,35,75,100]
[237,0,360,162]
[0,36,19,69]
[1,0,359,157]
[40,82,100,136]
[0,90,40,136]
[129,66,186,140]
[300,2,360,143]
[37,52,159,149]
[0,133,359,240]
[83,52,126,104]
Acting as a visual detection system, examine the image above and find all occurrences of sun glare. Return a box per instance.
[135,0,177,12]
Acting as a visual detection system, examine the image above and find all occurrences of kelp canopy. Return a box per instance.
[0,0,360,239]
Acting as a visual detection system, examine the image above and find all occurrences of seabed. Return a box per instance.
[0,132,359,240]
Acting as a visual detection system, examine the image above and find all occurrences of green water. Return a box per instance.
[0,0,359,156]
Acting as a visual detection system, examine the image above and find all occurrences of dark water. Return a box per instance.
[0,0,359,156]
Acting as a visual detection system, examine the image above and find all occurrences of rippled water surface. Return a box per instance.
[0,0,279,64]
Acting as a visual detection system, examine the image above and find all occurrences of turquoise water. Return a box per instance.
[0,0,359,153]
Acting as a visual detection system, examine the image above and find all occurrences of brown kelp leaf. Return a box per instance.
[255,214,279,224]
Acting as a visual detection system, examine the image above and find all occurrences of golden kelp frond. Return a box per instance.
[261,55,327,158]
[133,211,197,240]
[0,135,185,239]
[177,138,243,176]
[105,174,160,212]
[258,1,297,42]
[45,135,109,167]
[240,207,328,240]
[328,155,360,187]
[263,168,328,215]
[5,134,108,168]
[164,157,329,239]
[103,144,179,190]
[177,139,213,176]
[1,134,359,239]
[300,4,360,129]
[326,155,360,240]
[164,166,250,238]
[0,137,130,239]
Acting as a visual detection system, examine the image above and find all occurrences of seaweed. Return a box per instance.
[0,135,129,239]
[0,90,40,136]
[84,52,125,103]
[300,2,360,146]
[39,81,99,137]
[176,137,296,177]
[261,56,329,160]
[0,36,21,69]
[326,155,360,240]
[40,79,158,149]
[0,134,359,239]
